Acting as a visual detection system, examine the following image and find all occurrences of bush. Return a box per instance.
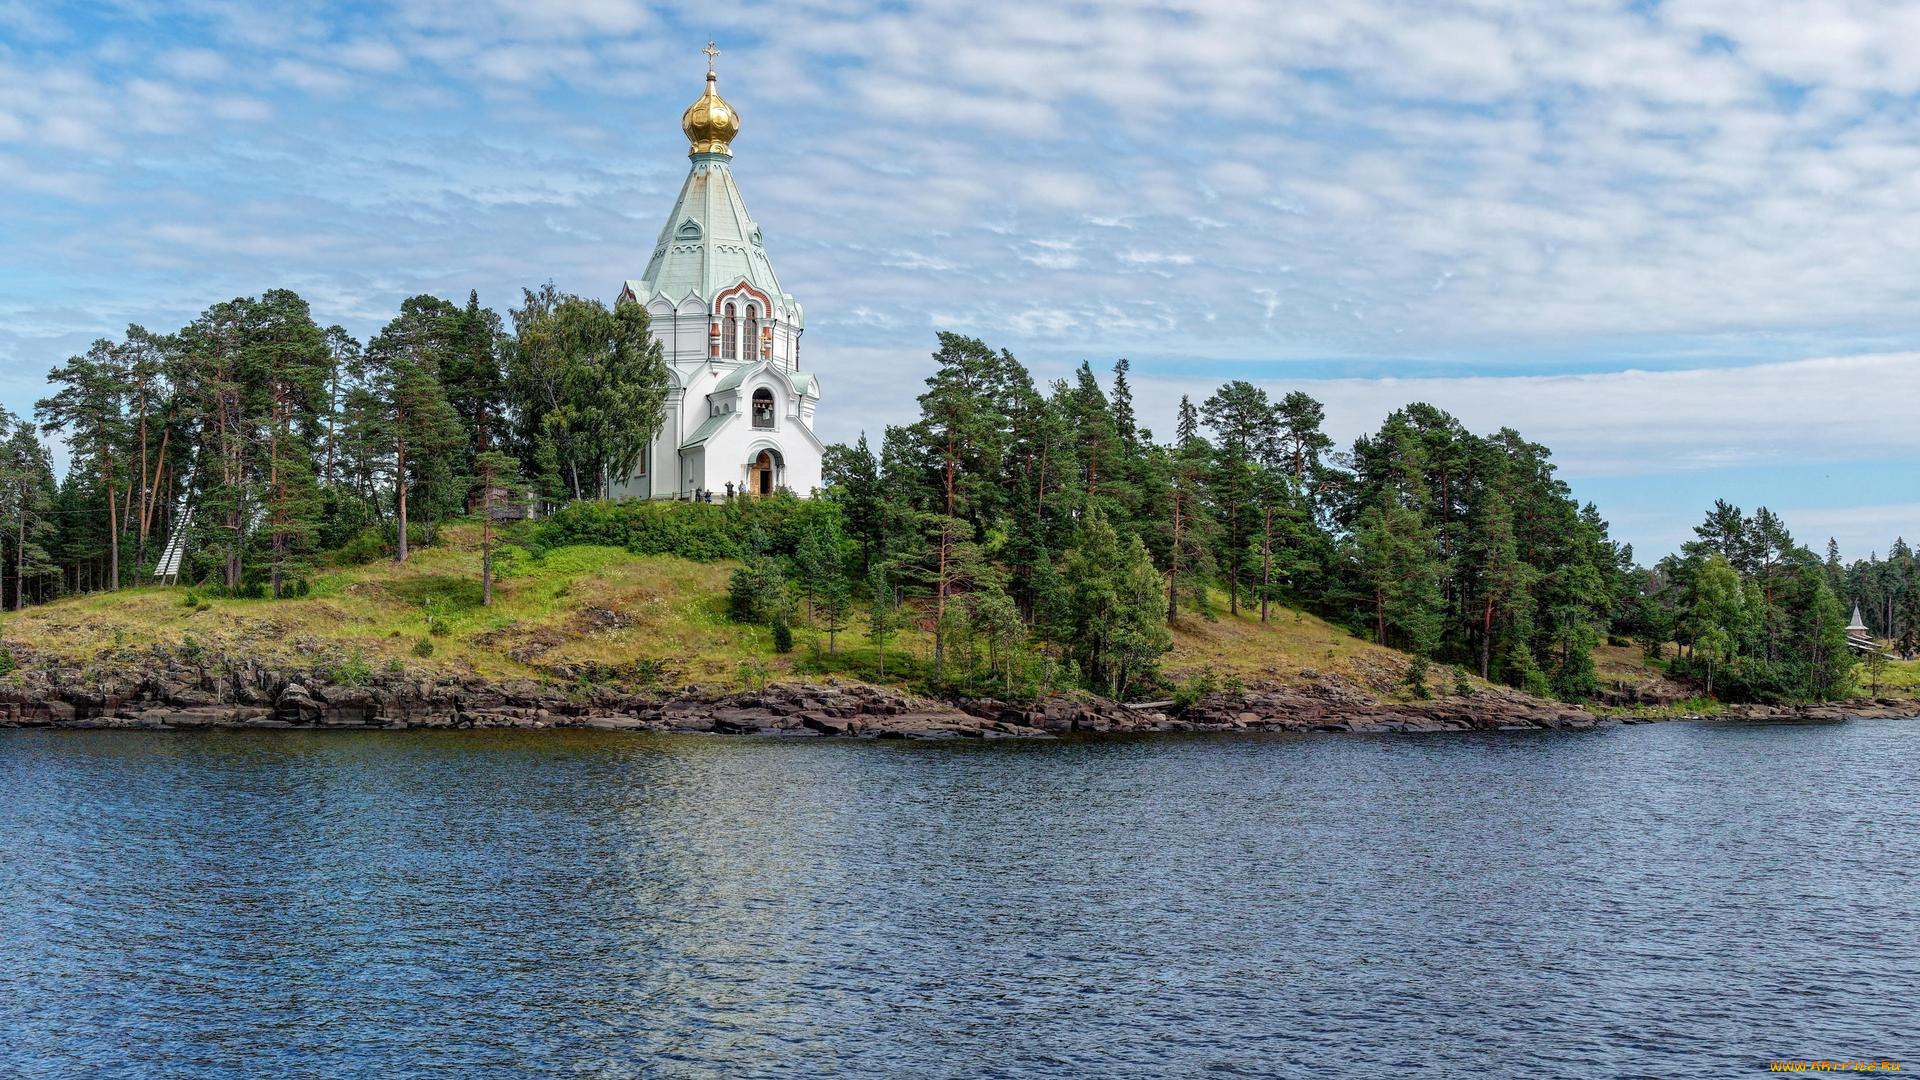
[1405,655,1431,699]
[236,581,268,600]
[334,650,373,686]
[0,648,13,676]
[181,590,201,609]
[1172,667,1218,710]
[771,618,794,654]
[334,527,388,566]
[728,556,791,624]
[534,494,840,563]
[412,639,435,658]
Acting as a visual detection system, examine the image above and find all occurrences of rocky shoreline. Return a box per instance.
[0,644,1909,739]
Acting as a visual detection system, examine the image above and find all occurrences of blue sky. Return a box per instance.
[3,0,1919,559]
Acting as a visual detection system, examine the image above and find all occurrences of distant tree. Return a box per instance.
[819,575,852,656]
[1862,648,1889,697]
[37,339,128,590]
[506,285,668,500]
[1162,395,1216,622]
[1062,510,1172,698]
[0,415,58,609]
[365,296,467,562]
[822,433,884,574]
[867,563,897,679]
[1686,555,1746,695]
[475,450,522,607]
[1201,380,1273,616]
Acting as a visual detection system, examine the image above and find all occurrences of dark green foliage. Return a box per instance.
[1648,508,1857,702]
[1405,654,1431,699]
[506,284,668,501]
[412,639,435,658]
[728,556,791,625]
[771,618,794,654]
[536,494,828,562]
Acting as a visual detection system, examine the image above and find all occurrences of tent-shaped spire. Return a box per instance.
[625,52,794,320]
[1847,604,1870,635]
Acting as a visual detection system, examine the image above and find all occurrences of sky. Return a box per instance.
[3,0,1919,560]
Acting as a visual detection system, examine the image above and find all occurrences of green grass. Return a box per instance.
[0,525,1491,701]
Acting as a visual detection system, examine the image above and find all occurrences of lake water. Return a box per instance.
[2,720,1917,1079]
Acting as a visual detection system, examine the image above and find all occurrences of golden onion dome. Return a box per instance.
[681,69,740,156]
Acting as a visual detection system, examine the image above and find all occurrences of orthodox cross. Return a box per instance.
[704,41,720,74]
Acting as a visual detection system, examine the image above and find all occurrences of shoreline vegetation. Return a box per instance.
[2,526,1913,738]
[3,291,1917,729]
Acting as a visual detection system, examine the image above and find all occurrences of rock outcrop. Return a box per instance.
[5,642,1894,739]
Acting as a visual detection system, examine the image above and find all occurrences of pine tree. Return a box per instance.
[475,450,522,607]
[1201,381,1273,616]
[819,575,852,656]
[822,433,884,574]
[366,298,467,562]
[1063,510,1173,698]
[38,339,128,590]
[0,415,58,609]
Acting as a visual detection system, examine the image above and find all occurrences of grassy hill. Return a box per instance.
[0,522,1446,701]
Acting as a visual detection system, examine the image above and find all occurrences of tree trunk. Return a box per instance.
[15,491,26,612]
[1167,491,1182,624]
[103,456,119,592]
[1479,597,1495,680]
[481,484,493,607]
[1259,502,1273,623]
[1227,501,1239,616]
[395,432,410,563]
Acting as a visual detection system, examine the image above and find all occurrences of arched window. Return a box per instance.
[743,305,760,361]
[752,388,775,428]
[722,303,737,360]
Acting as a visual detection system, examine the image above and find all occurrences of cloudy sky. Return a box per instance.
[4,0,1919,558]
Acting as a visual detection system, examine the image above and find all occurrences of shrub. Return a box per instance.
[236,581,268,600]
[1405,655,1431,699]
[1172,667,1218,710]
[334,650,373,686]
[181,590,201,609]
[735,658,770,690]
[533,494,839,564]
[0,648,14,676]
[334,527,388,566]
[771,618,794,654]
[728,556,790,624]
[412,639,435,658]
[1454,666,1474,697]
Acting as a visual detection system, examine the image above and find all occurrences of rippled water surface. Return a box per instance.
[3,720,1918,1078]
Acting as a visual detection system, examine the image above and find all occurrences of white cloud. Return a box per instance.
[8,0,1920,558]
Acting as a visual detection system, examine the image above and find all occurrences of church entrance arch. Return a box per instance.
[748,447,784,496]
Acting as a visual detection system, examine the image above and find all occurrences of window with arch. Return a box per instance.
[752,387,775,428]
[722,303,738,360]
[743,304,760,361]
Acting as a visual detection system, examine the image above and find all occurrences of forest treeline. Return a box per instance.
[8,286,667,602]
[4,292,1904,704]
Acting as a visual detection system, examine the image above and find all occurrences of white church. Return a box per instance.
[608,47,824,501]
